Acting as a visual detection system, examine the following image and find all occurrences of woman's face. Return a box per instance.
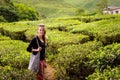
[38,27,45,36]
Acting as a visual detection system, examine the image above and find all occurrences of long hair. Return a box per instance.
[38,24,46,44]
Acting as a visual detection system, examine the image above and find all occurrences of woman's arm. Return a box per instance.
[32,47,42,52]
[27,38,36,52]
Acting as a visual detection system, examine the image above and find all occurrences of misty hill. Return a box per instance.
[64,0,120,11]
[9,0,120,18]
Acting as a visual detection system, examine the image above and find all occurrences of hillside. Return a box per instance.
[11,0,76,18]
[11,0,120,18]
[64,0,120,10]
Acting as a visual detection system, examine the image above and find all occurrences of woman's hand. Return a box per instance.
[37,47,42,51]
[32,47,42,52]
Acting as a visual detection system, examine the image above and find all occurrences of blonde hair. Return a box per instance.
[38,24,46,44]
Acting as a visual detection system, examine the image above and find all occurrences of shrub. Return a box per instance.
[0,2,39,22]
[13,3,39,21]
[87,43,120,72]
[0,40,29,68]
[0,16,6,22]
[86,67,120,80]
[0,5,19,22]
[0,66,36,80]
[46,30,90,61]
[54,41,102,80]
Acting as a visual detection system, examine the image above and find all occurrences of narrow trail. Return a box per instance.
[44,64,55,80]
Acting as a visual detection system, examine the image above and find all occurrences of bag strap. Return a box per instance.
[36,36,40,47]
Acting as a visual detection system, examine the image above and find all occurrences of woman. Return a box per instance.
[27,24,47,80]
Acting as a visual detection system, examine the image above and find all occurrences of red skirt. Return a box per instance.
[36,60,46,80]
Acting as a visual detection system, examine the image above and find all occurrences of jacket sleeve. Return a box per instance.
[26,38,35,52]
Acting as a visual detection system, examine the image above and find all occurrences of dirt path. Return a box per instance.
[44,64,55,80]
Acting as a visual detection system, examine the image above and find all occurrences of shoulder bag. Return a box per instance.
[28,37,40,73]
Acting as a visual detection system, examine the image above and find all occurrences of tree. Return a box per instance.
[96,0,108,14]
[0,0,39,22]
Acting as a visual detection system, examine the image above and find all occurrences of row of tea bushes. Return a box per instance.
[45,15,119,31]
[0,66,35,80]
[54,40,120,80]
[0,21,41,41]
[0,33,11,41]
[85,43,120,79]
[87,43,120,72]
[86,67,120,80]
[0,20,91,63]
[1,15,119,44]
[69,17,120,45]
[0,40,29,68]
[0,14,120,80]
[0,36,36,80]
[72,14,118,23]
[54,41,103,80]
[46,19,82,31]
[47,30,89,46]
[46,30,90,62]
[49,14,118,23]
[0,19,82,41]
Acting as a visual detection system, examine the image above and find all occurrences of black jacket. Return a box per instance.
[27,36,46,60]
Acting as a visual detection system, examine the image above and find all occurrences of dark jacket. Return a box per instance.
[27,36,46,60]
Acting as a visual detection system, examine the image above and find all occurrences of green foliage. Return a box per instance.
[72,14,116,23]
[54,41,102,80]
[0,34,11,41]
[0,16,7,22]
[65,0,120,14]
[0,14,120,80]
[86,67,120,80]
[0,66,36,80]
[11,0,120,18]
[0,40,29,68]
[70,15,120,45]
[13,3,39,20]
[0,5,19,22]
[75,8,85,16]
[0,23,27,40]
[0,1,39,22]
[0,0,12,6]
[87,43,120,70]
[11,0,76,18]
[46,18,81,31]
[46,30,89,56]
[0,39,37,79]
[96,0,108,14]
[0,21,41,41]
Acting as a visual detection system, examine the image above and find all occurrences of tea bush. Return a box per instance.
[54,41,103,80]
[0,16,6,22]
[0,38,37,79]
[0,33,11,41]
[0,66,36,80]
[0,14,120,80]
[87,43,120,72]
[46,30,90,62]
[46,19,81,31]
[86,67,120,80]
[0,40,29,68]
[70,15,120,45]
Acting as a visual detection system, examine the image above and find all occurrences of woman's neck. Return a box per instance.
[38,34,42,39]
[37,35,44,42]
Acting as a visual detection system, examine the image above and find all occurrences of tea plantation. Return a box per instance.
[0,14,120,80]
